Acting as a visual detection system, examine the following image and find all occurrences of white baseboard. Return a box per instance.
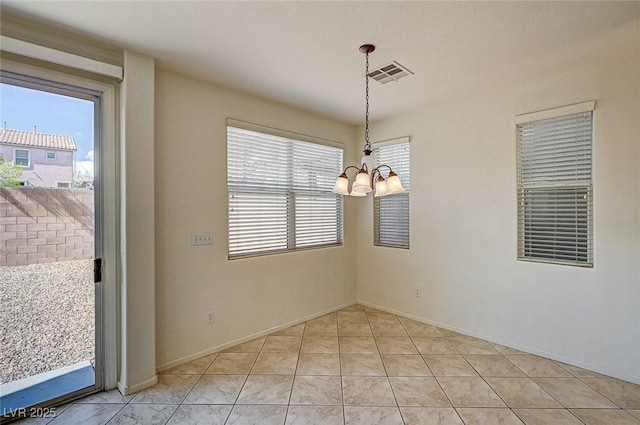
[117,375,158,396]
[156,300,357,373]
[357,299,640,385]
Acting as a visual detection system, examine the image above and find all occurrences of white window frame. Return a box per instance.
[516,101,594,267]
[227,119,344,259]
[14,148,30,167]
[373,137,411,249]
[46,151,57,160]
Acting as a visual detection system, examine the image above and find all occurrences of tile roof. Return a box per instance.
[0,128,77,151]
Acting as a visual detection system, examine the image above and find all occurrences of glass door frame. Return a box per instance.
[0,59,118,412]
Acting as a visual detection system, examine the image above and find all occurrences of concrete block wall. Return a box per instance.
[0,188,94,266]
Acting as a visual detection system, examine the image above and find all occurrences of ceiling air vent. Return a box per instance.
[367,61,413,84]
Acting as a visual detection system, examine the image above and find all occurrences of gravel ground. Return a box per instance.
[0,260,95,384]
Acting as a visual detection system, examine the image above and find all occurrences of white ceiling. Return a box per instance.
[4,1,639,125]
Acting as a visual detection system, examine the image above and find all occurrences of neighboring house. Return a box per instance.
[0,125,76,188]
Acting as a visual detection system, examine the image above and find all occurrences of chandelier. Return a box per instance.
[332,44,405,198]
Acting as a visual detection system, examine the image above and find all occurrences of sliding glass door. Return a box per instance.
[0,73,103,417]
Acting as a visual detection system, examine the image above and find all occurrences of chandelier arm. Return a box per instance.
[370,168,381,188]
[372,164,394,174]
[342,165,362,174]
[371,165,396,187]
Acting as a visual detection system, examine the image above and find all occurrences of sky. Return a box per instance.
[0,82,95,177]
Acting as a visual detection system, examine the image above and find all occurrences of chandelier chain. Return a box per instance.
[364,50,371,151]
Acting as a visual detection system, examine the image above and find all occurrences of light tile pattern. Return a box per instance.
[17,304,640,425]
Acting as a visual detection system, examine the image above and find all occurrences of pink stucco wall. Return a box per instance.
[0,145,74,188]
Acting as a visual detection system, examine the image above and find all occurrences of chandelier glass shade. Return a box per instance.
[332,44,405,198]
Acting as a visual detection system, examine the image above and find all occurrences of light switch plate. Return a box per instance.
[192,232,213,246]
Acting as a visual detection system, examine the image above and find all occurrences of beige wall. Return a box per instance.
[357,55,640,384]
[154,70,358,369]
[119,50,157,394]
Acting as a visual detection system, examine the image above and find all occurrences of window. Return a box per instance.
[46,151,57,160]
[14,149,29,167]
[373,138,410,248]
[516,102,594,266]
[227,123,343,259]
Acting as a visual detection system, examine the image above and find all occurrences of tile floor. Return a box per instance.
[15,304,640,424]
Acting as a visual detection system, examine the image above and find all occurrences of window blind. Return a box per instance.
[373,140,410,248]
[517,110,593,266]
[227,126,343,258]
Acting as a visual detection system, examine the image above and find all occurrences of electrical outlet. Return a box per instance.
[206,311,215,324]
[192,232,213,246]
[415,288,421,297]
